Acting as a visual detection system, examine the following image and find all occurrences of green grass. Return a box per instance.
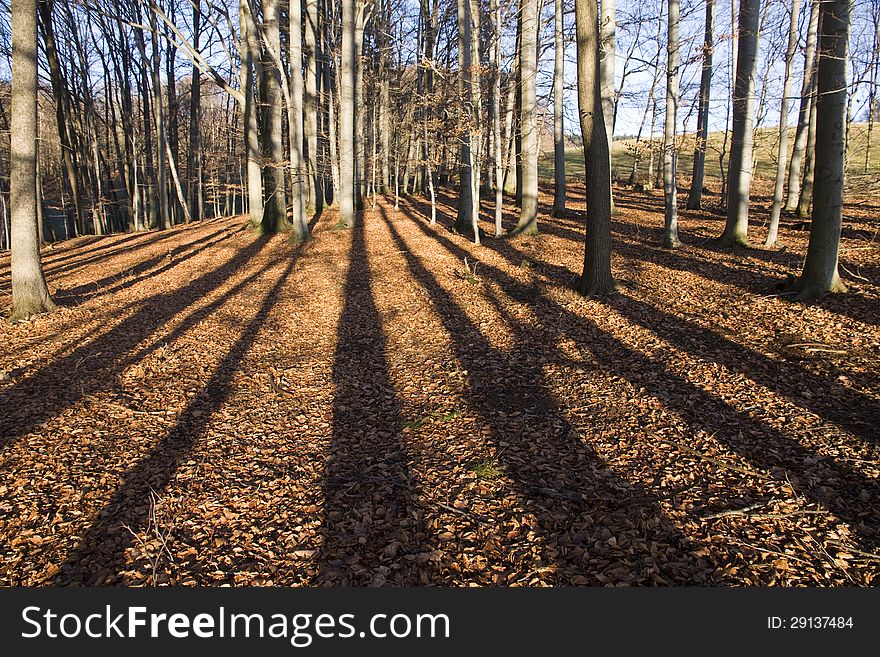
[540,122,880,197]
[466,459,504,480]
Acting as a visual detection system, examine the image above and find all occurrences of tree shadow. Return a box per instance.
[53,247,303,585]
[378,205,720,584]
[0,234,272,453]
[53,225,246,306]
[394,203,880,561]
[315,213,429,586]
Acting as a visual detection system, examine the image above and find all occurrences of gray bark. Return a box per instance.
[514,0,540,235]
[720,0,761,246]
[796,0,849,298]
[686,0,714,210]
[10,0,55,320]
[575,0,615,296]
[786,0,820,210]
[261,0,289,233]
[551,0,566,217]
[765,0,800,246]
[240,0,264,227]
[663,0,680,248]
[337,0,357,227]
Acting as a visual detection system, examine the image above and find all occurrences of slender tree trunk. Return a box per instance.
[240,0,264,227]
[797,90,818,218]
[786,0,820,210]
[305,0,322,212]
[289,0,310,241]
[149,8,170,230]
[765,0,800,246]
[720,0,761,247]
[663,0,681,248]
[600,0,615,208]
[491,0,504,235]
[454,0,475,234]
[337,0,358,227]
[575,0,615,296]
[551,0,566,217]
[686,0,714,209]
[513,0,540,235]
[10,0,54,320]
[261,0,289,232]
[188,0,203,222]
[796,0,849,298]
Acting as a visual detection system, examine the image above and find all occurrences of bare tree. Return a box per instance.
[662,0,680,248]
[513,0,540,236]
[551,0,566,217]
[795,0,850,298]
[765,0,801,247]
[9,0,55,320]
[686,0,714,210]
[575,0,615,296]
[720,0,761,247]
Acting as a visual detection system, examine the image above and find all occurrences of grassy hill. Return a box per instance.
[541,123,880,199]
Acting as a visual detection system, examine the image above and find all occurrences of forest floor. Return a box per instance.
[0,183,878,586]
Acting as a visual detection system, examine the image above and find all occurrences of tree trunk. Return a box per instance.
[337,0,357,227]
[785,0,820,210]
[686,0,714,210]
[289,0,310,241]
[305,0,322,212]
[261,0,289,233]
[575,0,615,296]
[765,0,800,246]
[663,0,681,248]
[551,0,566,217]
[240,0,264,228]
[796,0,849,298]
[491,0,504,235]
[454,0,475,234]
[149,8,170,230]
[513,0,540,235]
[187,0,203,222]
[797,88,818,218]
[10,0,55,320]
[600,0,615,208]
[720,0,761,247]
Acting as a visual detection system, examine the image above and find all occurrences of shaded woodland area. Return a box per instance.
[0,0,878,586]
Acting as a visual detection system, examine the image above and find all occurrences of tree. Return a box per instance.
[765,0,801,247]
[240,0,264,228]
[600,0,615,201]
[662,0,680,248]
[453,0,475,235]
[575,0,615,296]
[9,0,55,320]
[491,0,505,234]
[512,0,540,236]
[187,0,204,222]
[288,0,310,242]
[795,0,850,298]
[719,0,761,247]
[551,0,566,217]
[686,0,714,210]
[786,0,820,211]
[337,0,359,228]
[260,0,289,233]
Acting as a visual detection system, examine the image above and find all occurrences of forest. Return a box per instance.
[0,0,877,588]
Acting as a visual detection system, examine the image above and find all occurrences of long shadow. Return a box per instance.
[315,213,428,586]
[0,235,272,453]
[0,227,192,291]
[54,225,245,306]
[54,249,301,585]
[423,200,880,443]
[396,203,880,558]
[379,205,718,584]
[0,222,229,290]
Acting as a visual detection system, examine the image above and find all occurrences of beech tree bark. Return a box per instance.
[454,0,475,235]
[513,0,540,236]
[796,0,849,298]
[662,0,681,248]
[686,0,714,210]
[240,0,264,228]
[765,0,800,246]
[575,0,615,296]
[720,0,761,247]
[260,0,289,233]
[551,0,566,217]
[337,0,358,228]
[786,0,820,211]
[10,0,55,320]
